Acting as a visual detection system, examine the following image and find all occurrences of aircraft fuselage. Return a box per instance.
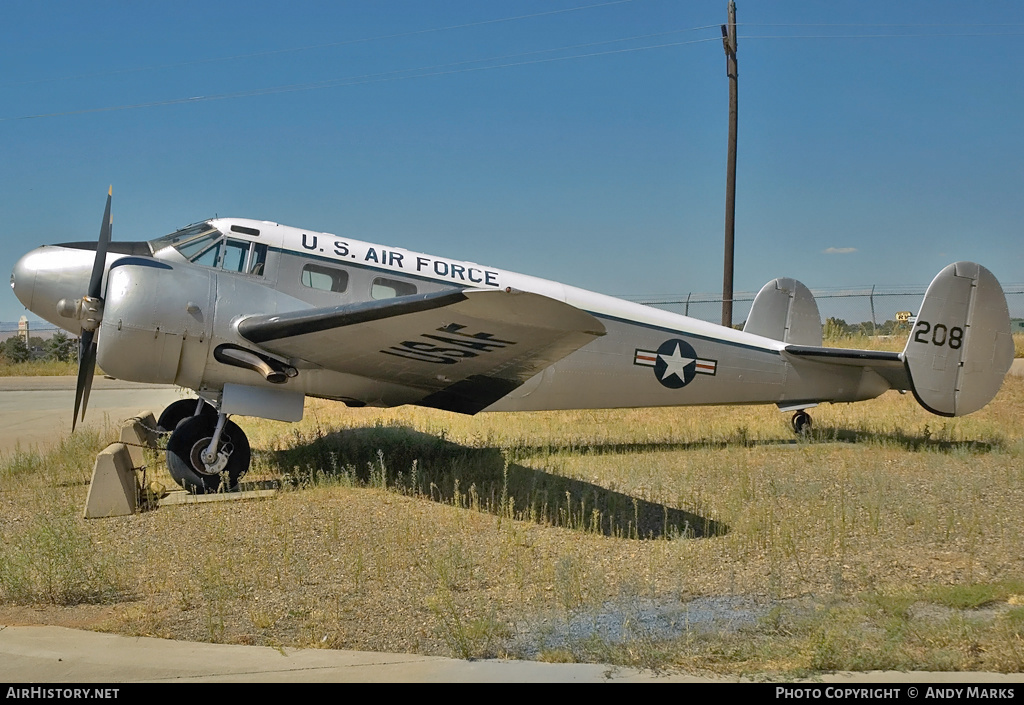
[12,217,891,417]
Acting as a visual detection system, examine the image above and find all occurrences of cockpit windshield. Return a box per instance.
[150,221,267,276]
[149,222,222,254]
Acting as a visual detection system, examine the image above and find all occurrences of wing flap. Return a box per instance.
[237,289,605,413]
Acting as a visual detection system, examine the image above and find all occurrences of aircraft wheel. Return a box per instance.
[791,410,812,435]
[157,398,217,433]
[166,415,251,494]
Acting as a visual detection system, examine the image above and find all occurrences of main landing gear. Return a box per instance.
[791,410,812,435]
[156,398,217,432]
[160,399,251,494]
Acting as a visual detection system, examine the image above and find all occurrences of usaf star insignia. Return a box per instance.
[634,339,717,389]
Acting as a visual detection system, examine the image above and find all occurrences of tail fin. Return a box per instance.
[904,262,1013,417]
[743,277,823,345]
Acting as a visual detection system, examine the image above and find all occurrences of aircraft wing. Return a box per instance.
[782,345,910,391]
[236,289,606,413]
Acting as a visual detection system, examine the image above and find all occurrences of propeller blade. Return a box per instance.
[73,330,97,431]
[73,186,111,431]
[87,186,112,300]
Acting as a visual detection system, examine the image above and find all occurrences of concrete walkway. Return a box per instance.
[2,625,1023,683]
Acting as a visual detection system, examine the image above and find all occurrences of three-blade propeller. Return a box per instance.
[72,187,112,431]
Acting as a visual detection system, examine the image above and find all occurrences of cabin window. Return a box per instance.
[301,263,349,293]
[371,277,416,300]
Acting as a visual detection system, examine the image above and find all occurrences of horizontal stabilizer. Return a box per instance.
[783,345,910,391]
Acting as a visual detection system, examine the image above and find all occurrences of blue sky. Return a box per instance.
[2,0,1022,323]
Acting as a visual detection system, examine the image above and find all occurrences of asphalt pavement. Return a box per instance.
[0,376,183,454]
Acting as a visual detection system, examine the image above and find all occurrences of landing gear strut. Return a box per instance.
[166,413,251,494]
[791,410,812,435]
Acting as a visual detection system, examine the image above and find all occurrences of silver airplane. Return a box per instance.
[10,189,1015,494]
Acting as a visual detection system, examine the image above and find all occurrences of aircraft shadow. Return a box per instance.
[269,425,725,540]
[812,427,999,453]
[505,428,999,456]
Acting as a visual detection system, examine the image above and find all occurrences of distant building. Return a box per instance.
[1012,319,1024,334]
[0,320,58,344]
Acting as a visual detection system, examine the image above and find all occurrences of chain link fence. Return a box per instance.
[0,321,60,340]
[630,284,1024,335]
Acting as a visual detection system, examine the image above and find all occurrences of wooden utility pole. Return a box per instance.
[721,0,738,328]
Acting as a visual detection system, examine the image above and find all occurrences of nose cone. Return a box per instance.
[11,249,40,311]
[10,246,94,332]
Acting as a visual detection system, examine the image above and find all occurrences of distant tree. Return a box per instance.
[1,336,30,363]
[45,331,77,363]
[856,321,876,336]
[823,317,850,339]
[875,319,903,336]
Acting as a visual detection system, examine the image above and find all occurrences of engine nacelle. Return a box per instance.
[97,259,215,387]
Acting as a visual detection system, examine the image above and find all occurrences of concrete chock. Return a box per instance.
[84,443,139,519]
[119,411,159,469]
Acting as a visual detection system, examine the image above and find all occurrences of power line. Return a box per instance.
[2,33,722,122]
[0,0,640,88]
[741,22,1024,27]
[740,32,1024,40]
[6,20,1022,122]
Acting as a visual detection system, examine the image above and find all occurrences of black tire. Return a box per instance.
[791,410,812,435]
[166,415,251,494]
[157,398,217,433]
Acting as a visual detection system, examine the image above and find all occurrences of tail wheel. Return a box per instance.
[166,414,250,494]
[791,410,812,435]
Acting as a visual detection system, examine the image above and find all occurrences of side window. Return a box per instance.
[301,263,349,293]
[371,277,416,300]
[249,244,268,275]
[222,239,249,273]
[212,239,269,275]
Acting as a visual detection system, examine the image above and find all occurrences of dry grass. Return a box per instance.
[827,331,1023,357]
[1,376,1023,677]
[0,360,80,376]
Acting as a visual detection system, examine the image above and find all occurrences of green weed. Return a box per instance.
[0,507,131,605]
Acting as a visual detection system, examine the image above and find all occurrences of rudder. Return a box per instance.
[904,262,1013,417]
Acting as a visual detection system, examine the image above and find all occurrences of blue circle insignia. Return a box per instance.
[653,339,698,389]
